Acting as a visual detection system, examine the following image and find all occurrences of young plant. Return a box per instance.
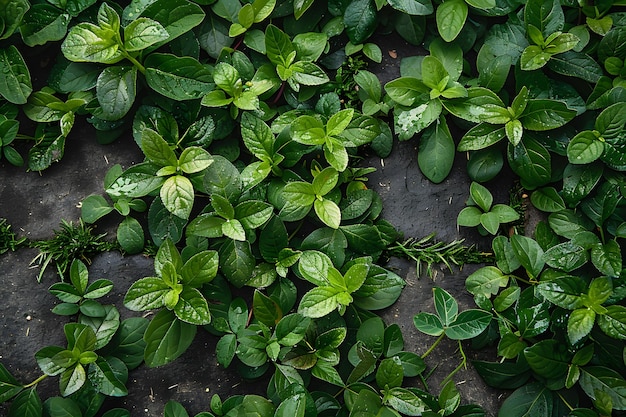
[413,287,492,382]
[457,182,520,235]
[290,108,380,172]
[0,218,27,254]
[81,164,148,254]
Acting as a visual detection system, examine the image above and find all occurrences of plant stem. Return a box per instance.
[24,374,47,388]
[122,50,146,74]
[441,341,467,386]
[421,333,445,359]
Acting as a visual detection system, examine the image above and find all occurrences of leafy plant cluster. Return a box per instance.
[1,0,626,415]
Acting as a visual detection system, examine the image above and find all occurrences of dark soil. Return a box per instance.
[0,35,515,417]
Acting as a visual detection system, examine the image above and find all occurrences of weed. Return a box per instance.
[386,233,493,278]
[0,218,28,254]
[30,220,115,281]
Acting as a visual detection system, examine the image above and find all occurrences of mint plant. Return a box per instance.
[3,0,626,415]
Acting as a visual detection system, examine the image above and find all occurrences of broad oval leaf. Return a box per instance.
[143,309,197,367]
[444,309,492,340]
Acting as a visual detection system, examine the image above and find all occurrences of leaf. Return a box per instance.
[145,53,215,101]
[568,308,595,344]
[276,314,311,346]
[8,388,42,417]
[383,387,427,416]
[591,240,622,278]
[436,0,468,42]
[116,217,144,254]
[567,131,604,165]
[219,239,255,288]
[547,51,603,83]
[579,366,626,410]
[510,234,545,279]
[433,287,458,326]
[0,363,22,402]
[598,305,626,340]
[387,0,434,15]
[124,18,169,51]
[418,118,454,183]
[520,100,576,131]
[124,277,170,311]
[445,309,492,340]
[457,123,506,151]
[466,266,509,297]
[174,287,211,325]
[376,357,404,389]
[265,24,294,67]
[524,0,564,37]
[536,276,586,309]
[139,0,205,48]
[61,23,122,64]
[507,137,551,189]
[394,99,442,140]
[344,0,378,44]
[88,357,127,396]
[298,286,341,318]
[498,382,553,417]
[143,310,197,367]
[530,187,565,212]
[413,312,444,336]
[0,46,32,104]
[160,175,194,220]
[19,4,70,47]
[0,0,29,41]
[314,199,341,229]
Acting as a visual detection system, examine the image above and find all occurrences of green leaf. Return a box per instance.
[117,217,144,254]
[568,308,595,344]
[145,53,215,101]
[344,0,378,44]
[436,0,467,42]
[383,387,426,416]
[591,240,622,277]
[530,187,565,212]
[143,310,197,367]
[0,363,23,402]
[0,46,32,104]
[598,305,626,340]
[547,51,603,83]
[567,131,604,164]
[174,287,211,325]
[124,18,169,51]
[219,239,255,288]
[161,175,194,220]
[524,0,564,38]
[457,206,482,227]
[8,388,42,417]
[377,357,404,389]
[0,0,29,40]
[61,23,122,64]
[314,199,341,229]
[445,309,492,340]
[88,357,127,396]
[469,181,493,212]
[124,277,170,311]
[457,123,506,151]
[544,241,588,272]
[413,312,444,336]
[276,313,311,346]
[498,382,553,417]
[579,366,626,410]
[507,137,551,189]
[298,286,341,318]
[387,0,433,15]
[265,24,294,67]
[510,234,544,279]
[20,4,70,47]
[139,0,205,48]
[466,266,509,297]
[418,118,454,183]
[394,99,442,140]
[537,276,586,309]
[433,287,458,326]
[519,100,576,131]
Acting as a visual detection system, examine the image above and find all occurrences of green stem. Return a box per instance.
[24,374,47,388]
[441,341,467,386]
[421,333,445,359]
[556,391,574,411]
[122,50,146,74]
